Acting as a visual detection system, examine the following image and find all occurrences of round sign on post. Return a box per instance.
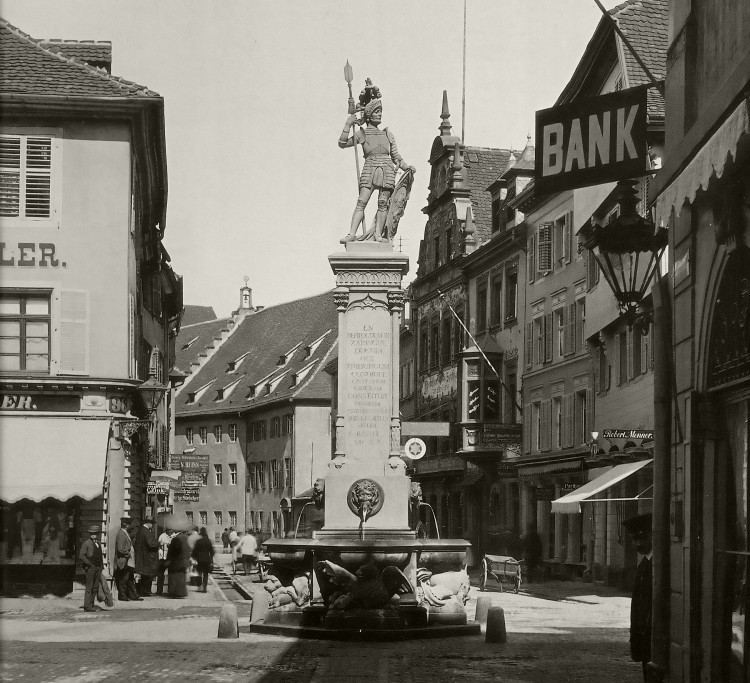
[404,437,427,460]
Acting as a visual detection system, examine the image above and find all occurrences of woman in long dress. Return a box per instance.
[166,529,191,598]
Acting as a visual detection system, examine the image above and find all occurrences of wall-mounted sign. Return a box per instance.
[601,429,654,440]
[0,242,66,267]
[0,394,80,412]
[180,454,209,471]
[482,424,523,446]
[404,437,427,460]
[536,486,556,501]
[535,86,648,195]
[146,482,170,495]
[175,487,200,502]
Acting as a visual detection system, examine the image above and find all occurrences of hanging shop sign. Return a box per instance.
[482,424,523,446]
[536,486,556,501]
[535,86,648,195]
[403,437,427,460]
[601,429,654,440]
[146,482,170,495]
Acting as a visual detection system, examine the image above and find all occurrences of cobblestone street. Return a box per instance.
[1,578,643,682]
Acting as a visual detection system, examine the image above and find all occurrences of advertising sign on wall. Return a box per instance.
[535,86,648,195]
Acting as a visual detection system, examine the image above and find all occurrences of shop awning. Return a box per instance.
[458,469,484,488]
[518,458,585,478]
[0,417,111,503]
[654,97,749,226]
[551,459,652,514]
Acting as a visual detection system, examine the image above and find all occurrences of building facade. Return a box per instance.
[0,20,182,595]
[649,0,750,679]
[173,286,337,544]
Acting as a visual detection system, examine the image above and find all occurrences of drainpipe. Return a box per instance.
[648,273,672,682]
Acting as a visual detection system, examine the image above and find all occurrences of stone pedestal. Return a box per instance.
[324,242,410,536]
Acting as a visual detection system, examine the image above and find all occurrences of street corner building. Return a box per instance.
[0,19,182,596]
[171,284,338,545]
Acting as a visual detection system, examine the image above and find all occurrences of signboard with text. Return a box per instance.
[602,429,654,440]
[175,487,200,502]
[535,86,648,195]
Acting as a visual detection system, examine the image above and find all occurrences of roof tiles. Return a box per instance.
[0,18,158,98]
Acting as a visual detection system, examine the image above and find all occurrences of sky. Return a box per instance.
[1,0,618,317]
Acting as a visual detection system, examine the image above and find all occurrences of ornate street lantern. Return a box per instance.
[138,376,168,414]
[578,180,668,323]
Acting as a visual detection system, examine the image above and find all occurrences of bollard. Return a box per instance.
[217,602,239,639]
[475,595,492,624]
[485,606,507,644]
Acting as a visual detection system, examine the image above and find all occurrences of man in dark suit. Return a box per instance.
[134,518,159,596]
[113,517,141,601]
[623,513,653,681]
[79,525,104,612]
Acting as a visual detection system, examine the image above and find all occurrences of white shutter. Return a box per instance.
[563,212,573,263]
[527,234,536,283]
[59,291,88,374]
[0,136,21,217]
[537,223,552,273]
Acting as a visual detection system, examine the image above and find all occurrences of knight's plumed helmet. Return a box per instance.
[358,78,382,121]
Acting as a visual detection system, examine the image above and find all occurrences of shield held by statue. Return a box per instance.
[384,168,415,241]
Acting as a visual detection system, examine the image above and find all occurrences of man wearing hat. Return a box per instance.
[623,513,653,680]
[134,518,159,596]
[79,525,105,612]
[113,517,141,601]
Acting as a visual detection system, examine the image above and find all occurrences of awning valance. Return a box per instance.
[654,97,750,226]
[458,469,484,488]
[551,459,652,514]
[0,417,111,503]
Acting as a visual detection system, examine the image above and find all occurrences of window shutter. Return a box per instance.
[525,322,533,368]
[25,137,52,218]
[544,312,553,363]
[567,302,576,354]
[585,389,593,440]
[128,294,135,379]
[642,327,649,373]
[527,234,536,283]
[540,399,551,451]
[627,328,634,380]
[564,212,573,263]
[562,394,574,448]
[523,405,531,454]
[60,290,88,374]
[0,136,21,217]
[575,300,585,352]
[537,223,552,273]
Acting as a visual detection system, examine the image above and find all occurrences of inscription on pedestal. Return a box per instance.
[344,306,391,461]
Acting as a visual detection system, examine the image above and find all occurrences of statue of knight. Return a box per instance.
[338,71,416,244]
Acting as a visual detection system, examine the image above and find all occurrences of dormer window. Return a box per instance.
[247,385,256,399]
[186,380,214,404]
[277,355,286,366]
[305,330,330,359]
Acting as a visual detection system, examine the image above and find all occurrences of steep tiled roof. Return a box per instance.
[38,39,112,69]
[181,305,218,327]
[464,147,520,244]
[0,18,158,98]
[611,0,668,120]
[175,317,233,375]
[176,290,338,416]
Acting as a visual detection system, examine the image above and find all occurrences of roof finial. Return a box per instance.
[243,275,249,286]
[451,141,466,189]
[439,90,453,137]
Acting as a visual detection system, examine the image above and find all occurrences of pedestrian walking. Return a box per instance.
[166,528,191,598]
[192,527,214,592]
[186,525,200,551]
[236,530,258,577]
[156,526,174,596]
[79,525,105,612]
[228,527,239,573]
[623,513,653,682]
[221,527,229,549]
[134,518,159,596]
[113,517,141,601]
[522,525,543,583]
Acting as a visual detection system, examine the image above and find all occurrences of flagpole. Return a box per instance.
[461,0,467,143]
[437,289,522,414]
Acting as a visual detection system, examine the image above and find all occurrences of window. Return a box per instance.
[532,402,542,452]
[199,427,207,444]
[476,282,488,333]
[490,274,503,326]
[214,464,223,486]
[229,463,237,485]
[429,321,439,368]
[0,292,50,372]
[419,322,429,370]
[284,457,292,487]
[537,223,552,273]
[199,511,207,526]
[575,299,585,352]
[185,427,194,444]
[271,416,281,438]
[505,269,518,321]
[552,396,563,450]
[574,390,588,445]
[228,424,237,442]
[555,308,565,359]
[213,425,222,443]
[599,346,610,393]
[505,371,518,423]
[464,358,503,423]
[440,316,451,364]
[271,460,280,488]
[185,511,194,526]
[434,233,441,268]
[618,332,628,385]
[453,307,464,356]
[285,414,293,435]
[0,134,55,221]
[249,463,256,490]
[445,225,453,262]
[258,461,266,489]
[533,317,544,365]
[214,511,222,526]
[586,249,600,289]
[229,511,237,527]
[491,197,502,232]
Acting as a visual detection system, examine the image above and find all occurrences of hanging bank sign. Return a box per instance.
[534,86,648,195]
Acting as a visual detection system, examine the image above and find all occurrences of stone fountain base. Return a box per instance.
[248,537,479,640]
